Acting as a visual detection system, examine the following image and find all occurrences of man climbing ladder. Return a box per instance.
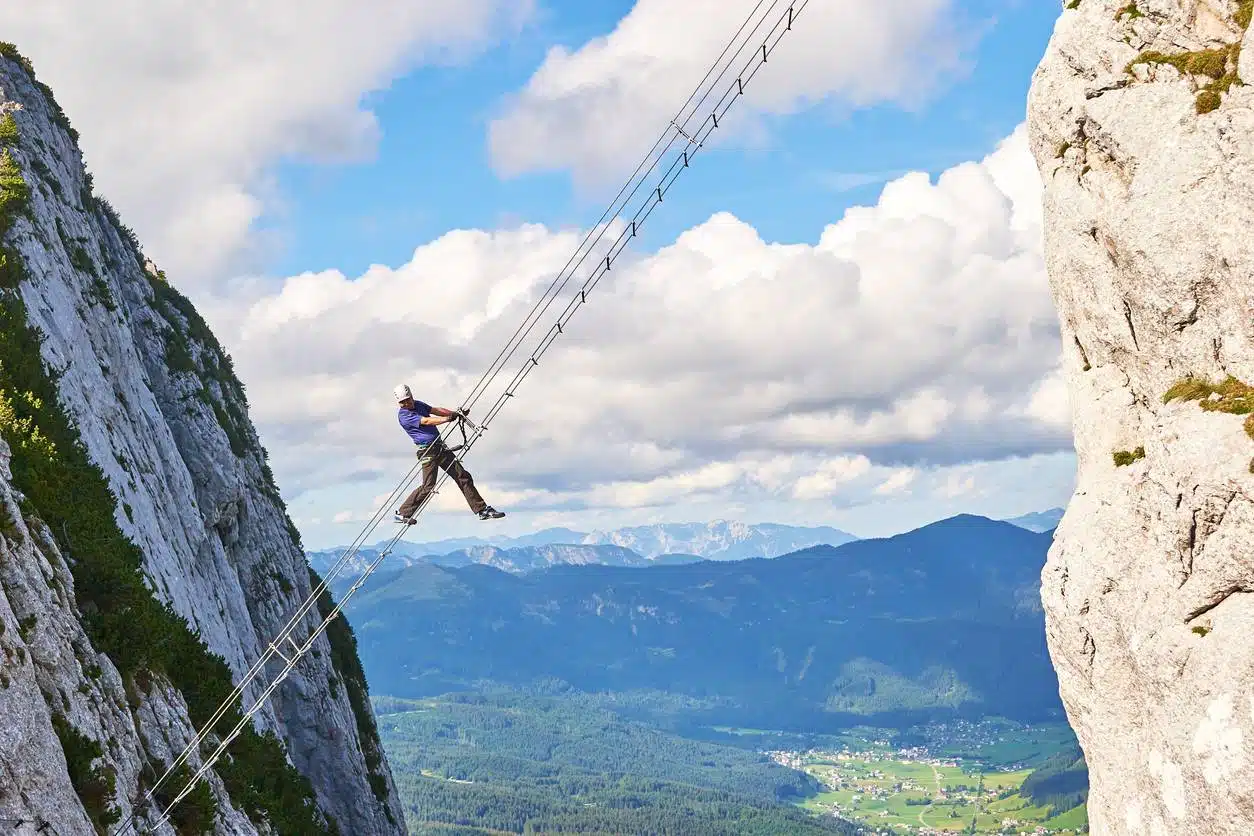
[392,383,505,523]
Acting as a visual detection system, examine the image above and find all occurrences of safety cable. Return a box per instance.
[109,459,427,835]
[136,2,806,825]
[457,0,781,410]
[122,1,808,831]
[128,8,791,820]
[456,0,799,428]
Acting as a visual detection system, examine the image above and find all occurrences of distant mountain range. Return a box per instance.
[305,511,1062,578]
[414,543,697,574]
[338,514,1063,729]
[1001,507,1065,533]
[305,520,858,577]
[576,521,859,560]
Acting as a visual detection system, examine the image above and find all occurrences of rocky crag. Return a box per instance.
[0,45,404,834]
[1027,1,1254,833]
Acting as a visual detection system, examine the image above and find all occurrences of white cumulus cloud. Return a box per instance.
[0,0,534,284]
[203,123,1068,531]
[874,469,918,496]
[488,0,977,184]
[791,455,873,500]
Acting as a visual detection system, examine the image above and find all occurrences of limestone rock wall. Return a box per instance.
[1027,1,1254,833]
[0,45,403,835]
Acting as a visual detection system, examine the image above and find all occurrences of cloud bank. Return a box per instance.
[489,0,976,185]
[208,124,1065,527]
[0,0,534,283]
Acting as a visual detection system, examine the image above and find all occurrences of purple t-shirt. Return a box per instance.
[398,401,437,446]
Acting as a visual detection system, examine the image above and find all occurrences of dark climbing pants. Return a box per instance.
[398,438,487,517]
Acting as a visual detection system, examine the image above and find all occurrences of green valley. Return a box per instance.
[335,516,1090,834]
[370,688,1087,835]
[373,690,862,834]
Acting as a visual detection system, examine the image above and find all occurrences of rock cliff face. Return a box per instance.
[0,45,404,834]
[1027,1,1254,833]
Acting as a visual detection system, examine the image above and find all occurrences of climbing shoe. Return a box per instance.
[393,513,417,525]
[477,507,505,520]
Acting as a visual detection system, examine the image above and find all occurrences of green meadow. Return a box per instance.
[789,721,1088,834]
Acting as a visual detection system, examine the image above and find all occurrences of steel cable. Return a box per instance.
[124,1,808,830]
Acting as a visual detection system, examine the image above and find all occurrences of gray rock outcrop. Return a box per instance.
[0,44,404,835]
[1027,1,1254,833]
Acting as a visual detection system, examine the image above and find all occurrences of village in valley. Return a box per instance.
[765,721,1088,835]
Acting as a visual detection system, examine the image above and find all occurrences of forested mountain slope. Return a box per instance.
[0,43,402,833]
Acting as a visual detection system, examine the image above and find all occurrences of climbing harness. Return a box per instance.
[443,410,475,453]
[117,0,808,831]
[417,411,474,464]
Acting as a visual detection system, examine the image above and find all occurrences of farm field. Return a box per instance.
[774,721,1088,835]
[798,757,1073,833]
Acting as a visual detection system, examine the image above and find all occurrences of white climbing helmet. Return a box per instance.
[393,383,412,403]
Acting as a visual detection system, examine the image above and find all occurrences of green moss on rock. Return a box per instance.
[144,760,219,836]
[0,149,29,235]
[0,498,22,543]
[1126,43,1244,113]
[94,196,143,265]
[145,268,252,455]
[1112,446,1145,467]
[1163,376,1254,473]
[1128,47,1229,79]
[86,277,117,312]
[1195,89,1223,113]
[1163,375,1254,414]
[0,42,79,141]
[0,43,36,78]
[0,247,24,290]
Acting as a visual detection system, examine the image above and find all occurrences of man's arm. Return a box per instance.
[429,406,460,417]
[418,413,455,426]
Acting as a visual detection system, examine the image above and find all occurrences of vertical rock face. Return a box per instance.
[0,46,404,834]
[1027,1,1254,833]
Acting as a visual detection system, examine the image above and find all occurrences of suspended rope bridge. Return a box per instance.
[114,0,810,830]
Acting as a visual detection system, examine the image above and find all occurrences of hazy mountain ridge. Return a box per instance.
[342,515,1063,728]
[577,520,859,560]
[423,542,656,573]
[306,519,859,577]
[1000,507,1064,533]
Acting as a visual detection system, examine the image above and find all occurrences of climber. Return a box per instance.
[392,383,505,524]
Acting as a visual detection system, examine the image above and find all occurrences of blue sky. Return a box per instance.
[243,0,1070,548]
[267,0,1059,277]
[4,0,1073,551]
